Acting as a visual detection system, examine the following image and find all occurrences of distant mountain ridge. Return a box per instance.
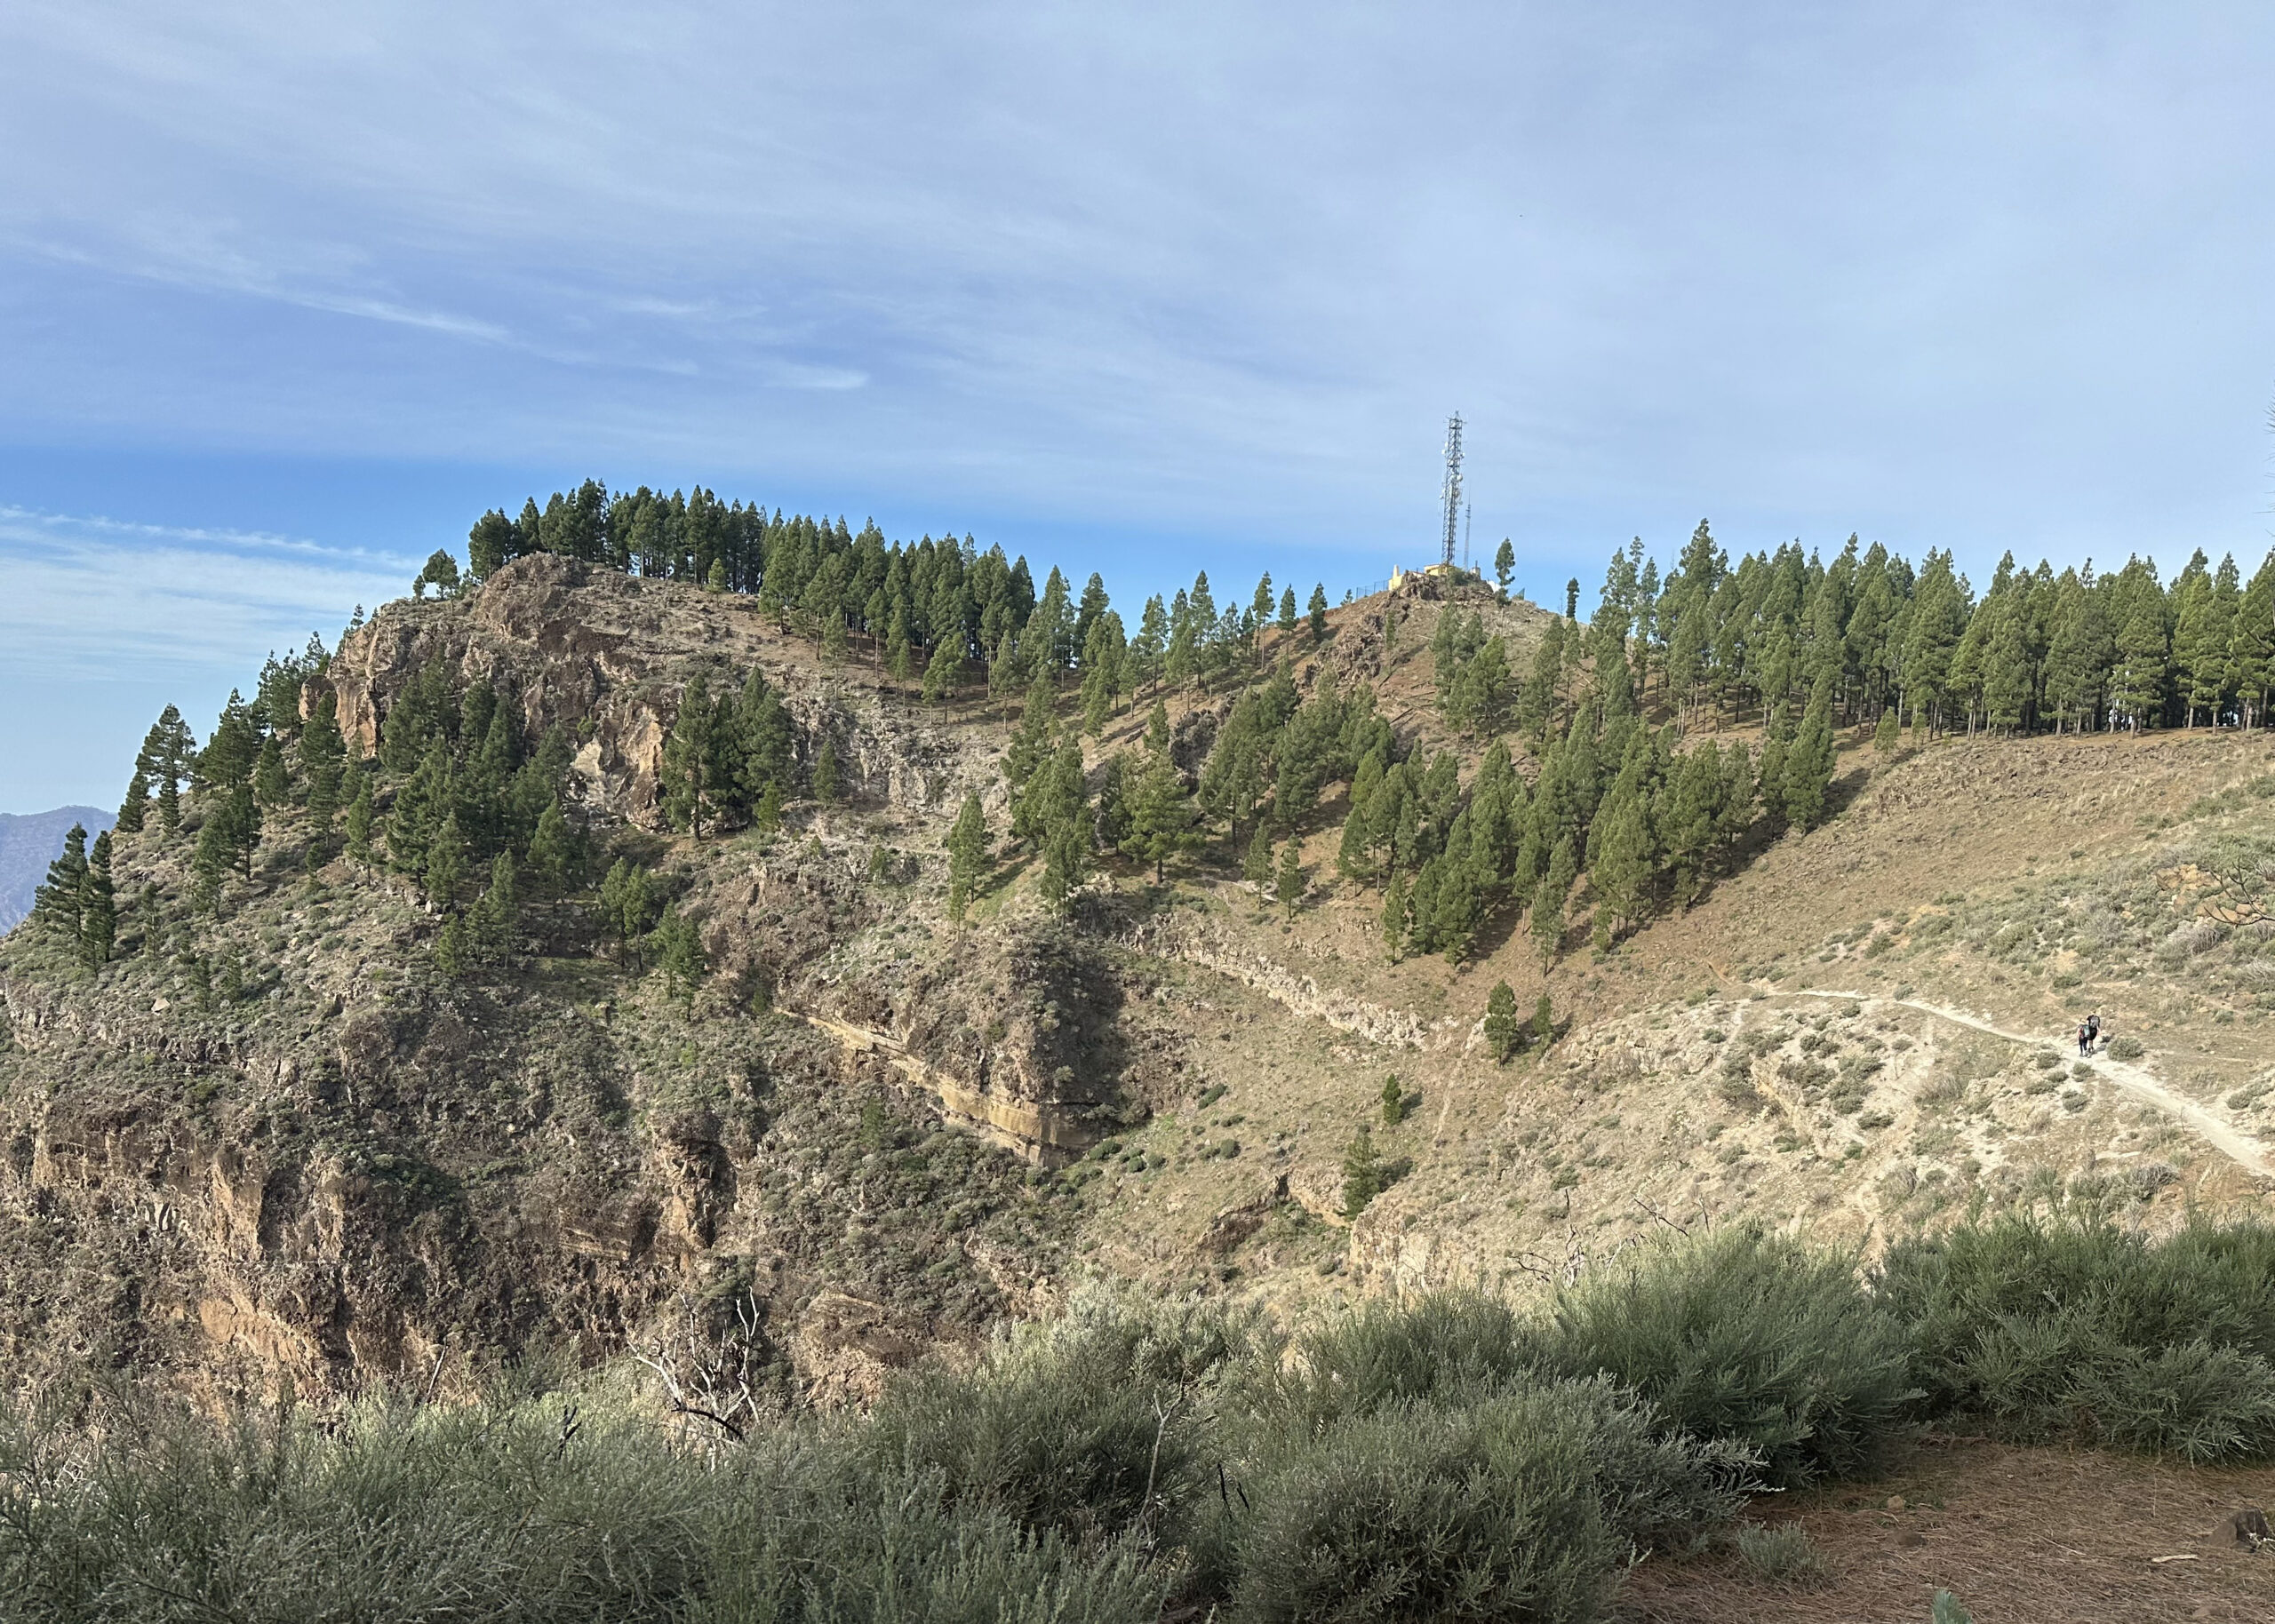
[0,808,114,935]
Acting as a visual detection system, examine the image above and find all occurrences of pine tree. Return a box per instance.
[140,704,196,833]
[130,722,168,822]
[1979,600,2034,735]
[1381,871,1408,963]
[1119,752,1200,882]
[387,739,450,874]
[989,632,1022,714]
[2041,569,2111,732]
[1445,635,1512,736]
[1145,697,1170,756]
[754,779,786,832]
[413,549,461,599]
[1135,595,1169,690]
[78,832,116,968]
[1243,824,1273,891]
[1035,737,1091,908]
[1901,551,1969,734]
[1519,619,1564,737]
[31,825,89,935]
[2231,552,2275,728]
[1081,650,1114,737]
[2110,601,2167,730]
[946,794,987,920]
[2175,559,2237,726]
[1039,808,1090,910]
[469,851,517,964]
[156,765,182,834]
[251,736,290,815]
[1657,744,1722,906]
[1407,855,1444,957]
[434,912,472,978]
[1277,585,1297,640]
[1586,787,1654,944]
[1431,830,1484,965]
[1337,797,1376,885]
[1494,538,1515,601]
[528,794,572,888]
[1783,677,1837,832]
[1166,593,1200,687]
[1341,1125,1382,1218]
[1532,835,1577,962]
[1090,751,1129,854]
[1484,980,1522,1063]
[653,910,707,1008]
[301,694,347,832]
[1275,838,1305,920]
[199,692,260,794]
[922,637,961,705]
[117,770,150,834]
[733,668,794,813]
[224,785,260,878]
[661,674,720,837]
[1872,707,1900,755]
[1756,723,1790,830]
[1307,584,1329,644]
[189,811,233,912]
[1716,744,1756,851]
[600,860,655,967]
[343,763,375,870]
[425,811,469,906]
[1533,991,1554,1043]
[1003,674,1060,844]
[821,606,849,665]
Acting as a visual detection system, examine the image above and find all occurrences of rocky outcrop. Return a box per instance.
[327,556,1001,827]
[782,919,1133,1167]
[0,939,1062,1405]
[1122,919,1427,1050]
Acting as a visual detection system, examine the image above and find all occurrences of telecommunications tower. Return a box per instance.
[1440,414,1465,569]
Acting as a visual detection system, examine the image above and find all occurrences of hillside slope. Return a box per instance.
[4,555,2269,1406]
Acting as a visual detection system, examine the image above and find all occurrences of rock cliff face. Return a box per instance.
[0,560,1118,1406]
[330,556,1001,825]
[0,920,1074,1405]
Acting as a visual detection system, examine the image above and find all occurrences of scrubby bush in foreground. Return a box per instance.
[864,1288,1257,1547]
[1531,1226,1918,1487]
[1227,1387,1696,1624]
[12,1218,2275,1622]
[0,1389,1169,1624]
[1879,1212,2275,1461]
[1260,1290,1533,1427]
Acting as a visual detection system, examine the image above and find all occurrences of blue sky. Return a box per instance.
[3,2,2272,809]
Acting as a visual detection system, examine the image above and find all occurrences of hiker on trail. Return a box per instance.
[2077,1022,2094,1058]
[2087,1014,2103,1053]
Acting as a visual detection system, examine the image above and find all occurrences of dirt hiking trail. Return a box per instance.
[1796,989,2275,1182]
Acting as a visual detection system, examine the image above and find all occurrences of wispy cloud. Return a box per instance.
[0,507,414,680]
[20,224,511,341]
[1,4,2271,576]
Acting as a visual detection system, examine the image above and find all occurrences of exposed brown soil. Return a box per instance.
[1621,1439,2275,1624]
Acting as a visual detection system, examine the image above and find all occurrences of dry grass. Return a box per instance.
[1619,1439,2275,1624]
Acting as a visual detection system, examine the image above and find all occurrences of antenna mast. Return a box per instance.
[1441,413,1464,569]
